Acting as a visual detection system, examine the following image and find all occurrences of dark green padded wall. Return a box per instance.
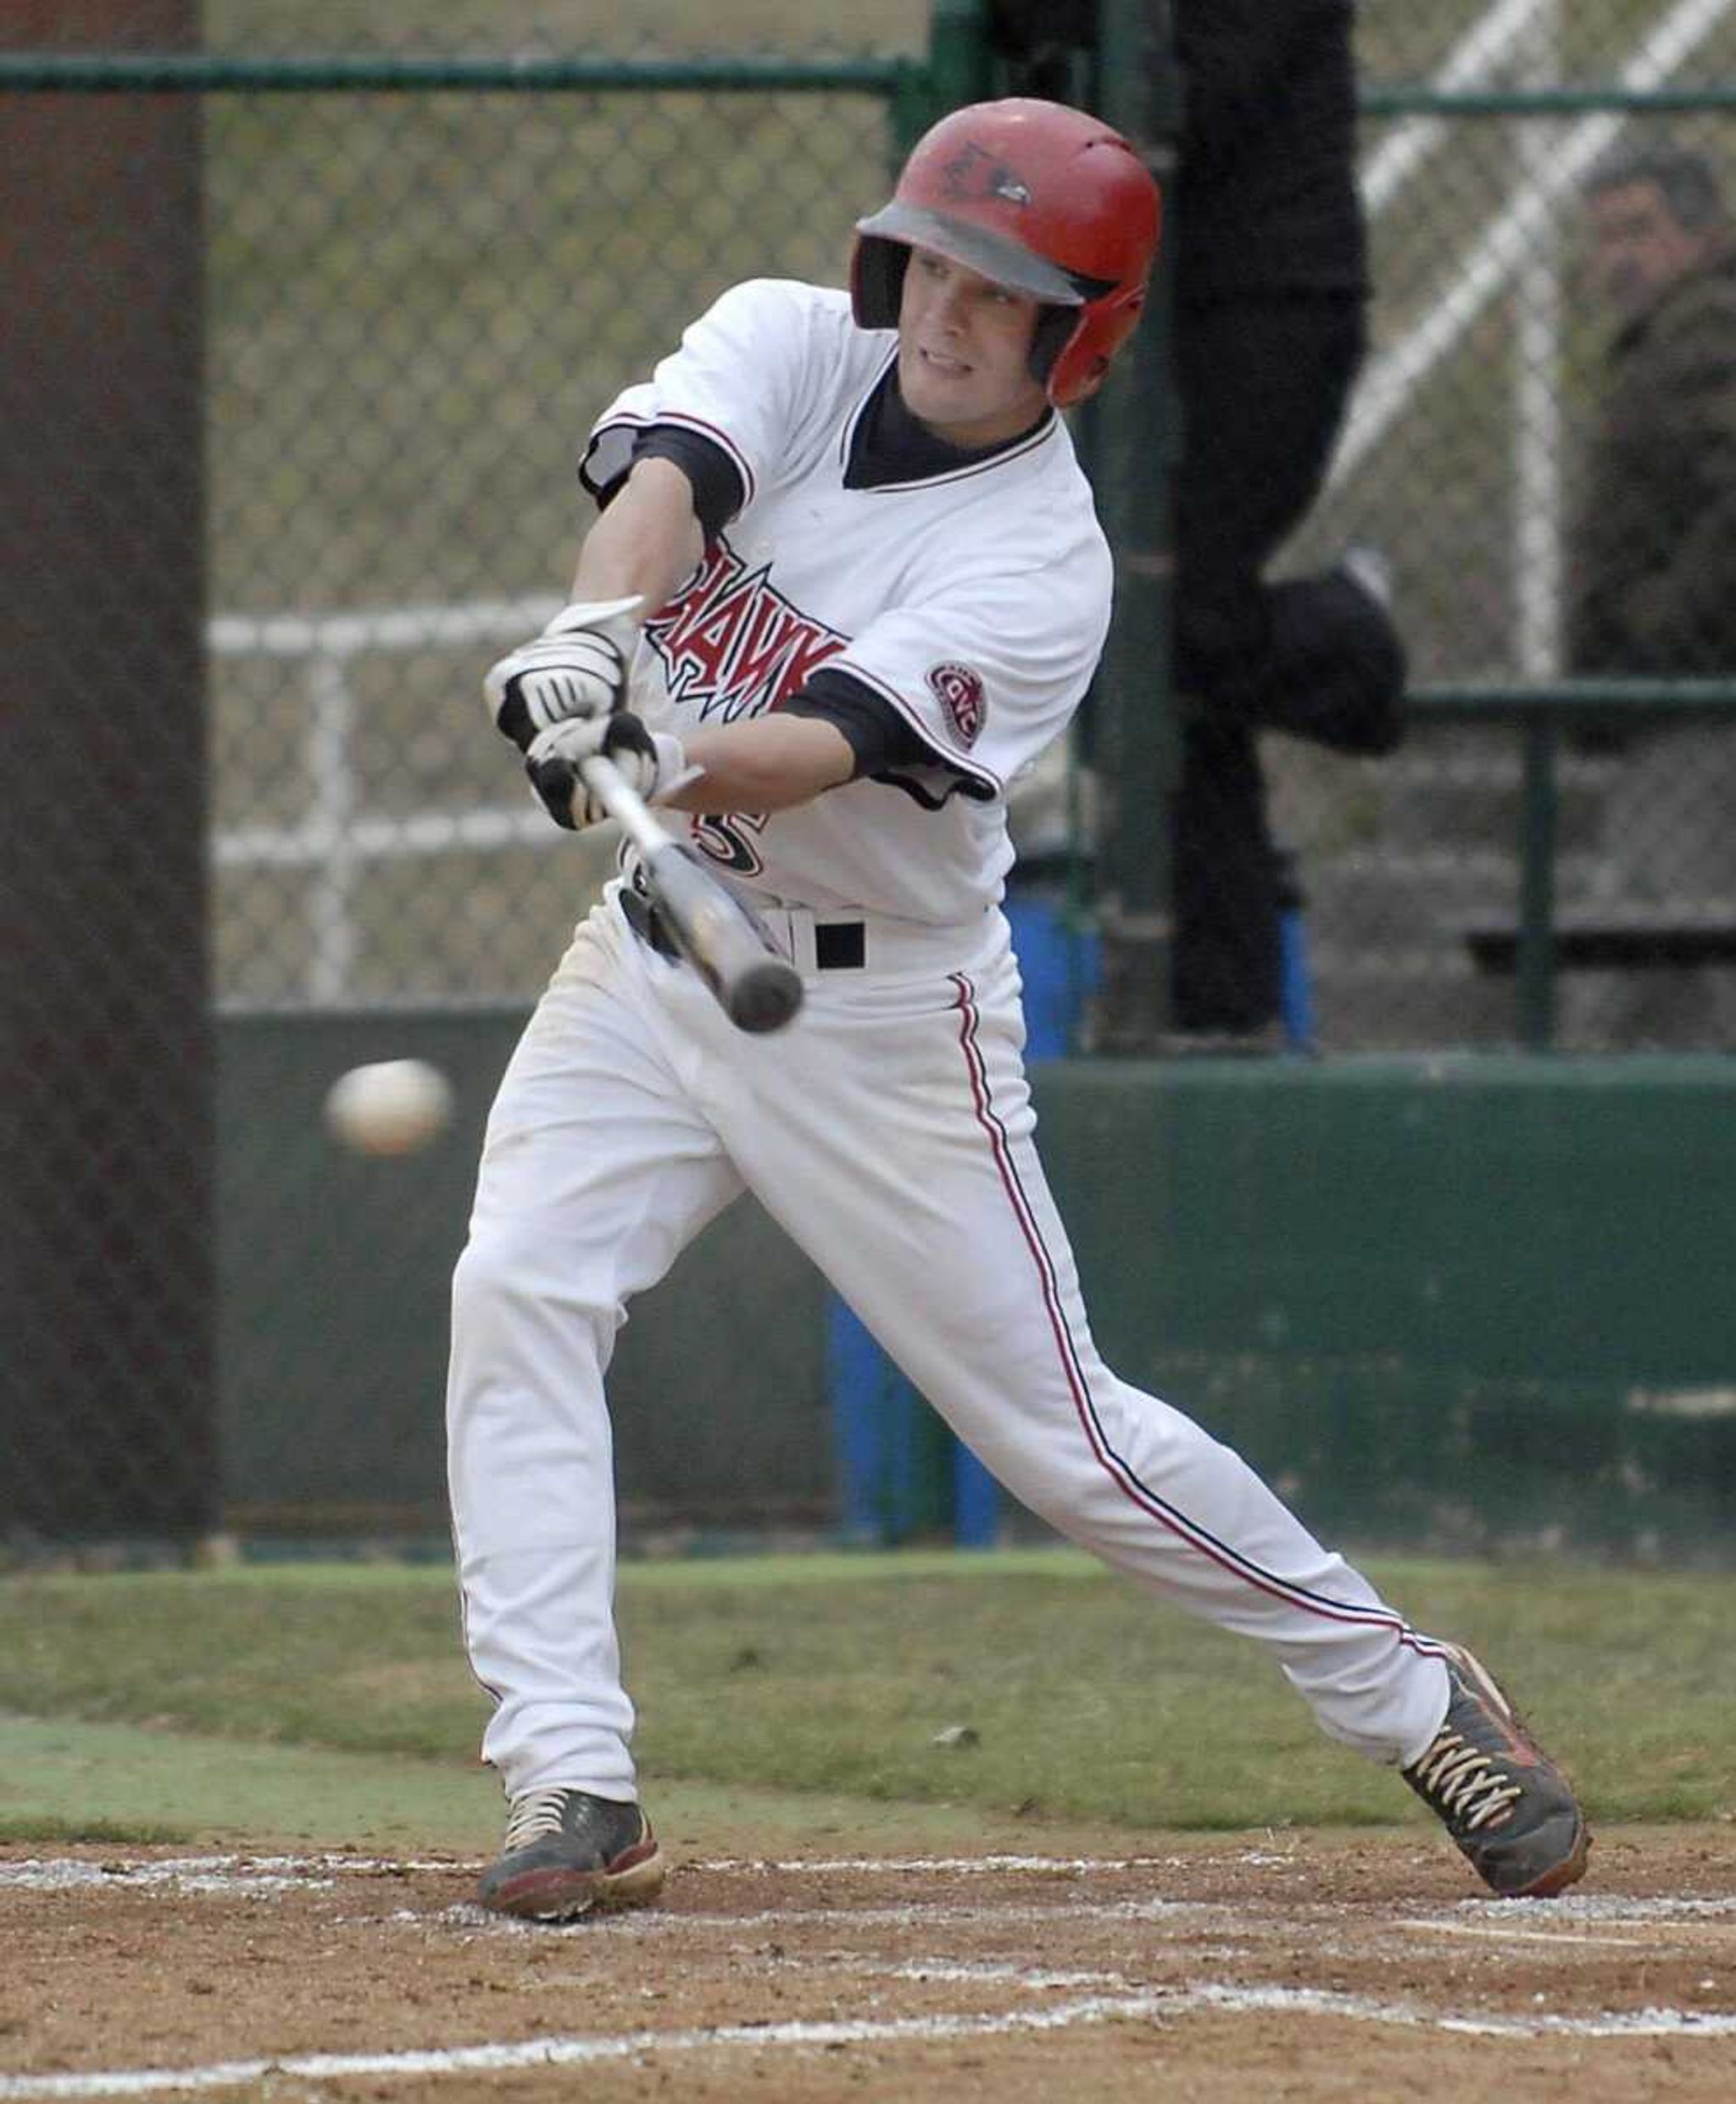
[219,1021,1736,1557]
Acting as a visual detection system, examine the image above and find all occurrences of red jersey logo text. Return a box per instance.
[643,542,848,721]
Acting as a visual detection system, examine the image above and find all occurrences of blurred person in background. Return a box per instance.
[1568,137,1736,1047]
[988,0,1407,1049]
[1163,0,1407,1046]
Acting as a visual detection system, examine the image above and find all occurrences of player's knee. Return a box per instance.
[451,1224,601,1325]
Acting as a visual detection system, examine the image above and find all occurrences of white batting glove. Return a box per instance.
[525,712,688,832]
[484,594,643,751]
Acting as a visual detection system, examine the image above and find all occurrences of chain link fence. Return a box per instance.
[6,0,1736,1548]
[1291,3,1736,1054]
[200,72,904,1007]
[10,3,1735,1038]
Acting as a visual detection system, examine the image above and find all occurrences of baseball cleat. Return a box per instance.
[1404,1644,1590,1899]
[478,1788,665,1922]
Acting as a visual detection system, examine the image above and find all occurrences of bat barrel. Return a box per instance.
[575,751,804,1034]
[725,957,804,1034]
[645,842,804,1033]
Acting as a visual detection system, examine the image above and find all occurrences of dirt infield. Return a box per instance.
[3,1828,1733,2101]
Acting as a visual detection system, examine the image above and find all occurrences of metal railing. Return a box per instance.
[0,3,992,152]
[1409,683,1736,1046]
[1334,37,1736,1051]
[1348,52,1736,789]
[204,584,1736,1044]
[209,599,559,1004]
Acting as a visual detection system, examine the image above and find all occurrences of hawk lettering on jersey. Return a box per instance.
[644,540,849,723]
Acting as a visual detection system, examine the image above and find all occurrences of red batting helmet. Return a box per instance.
[851,97,1162,409]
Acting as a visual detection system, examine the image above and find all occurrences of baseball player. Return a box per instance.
[448,98,1589,1921]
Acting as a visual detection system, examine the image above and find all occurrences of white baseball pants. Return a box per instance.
[447,889,1449,1800]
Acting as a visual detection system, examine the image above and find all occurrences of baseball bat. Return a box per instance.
[577,753,804,1035]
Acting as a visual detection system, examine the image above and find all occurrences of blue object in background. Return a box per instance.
[1272,847,1318,1055]
[1004,889,1103,1060]
[826,1300,1005,1549]
[827,1299,921,1544]
[1278,904,1317,1054]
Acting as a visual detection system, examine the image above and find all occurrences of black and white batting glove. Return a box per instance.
[525,712,688,832]
[484,594,643,751]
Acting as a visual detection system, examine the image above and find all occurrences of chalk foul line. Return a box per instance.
[5,1984,1736,2099]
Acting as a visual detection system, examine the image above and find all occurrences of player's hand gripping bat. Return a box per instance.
[576,753,804,1036]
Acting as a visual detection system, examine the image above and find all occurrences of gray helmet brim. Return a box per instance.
[852,201,1086,306]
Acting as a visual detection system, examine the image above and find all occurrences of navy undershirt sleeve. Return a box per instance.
[583,422,747,545]
[782,667,940,779]
[626,426,746,545]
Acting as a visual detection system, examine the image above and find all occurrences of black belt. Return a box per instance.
[620,886,866,971]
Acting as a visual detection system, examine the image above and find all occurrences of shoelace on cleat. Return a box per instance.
[1409,1731,1525,1833]
[502,1788,575,1854]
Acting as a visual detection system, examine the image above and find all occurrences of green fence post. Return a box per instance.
[895,0,991,155]
[1087,0,1181,1052]
[1516,719,1559,1051]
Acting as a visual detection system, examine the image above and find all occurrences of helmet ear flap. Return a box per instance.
[850,236,910,331]
[1044,285,1147,407]
[1028,305,1076,398]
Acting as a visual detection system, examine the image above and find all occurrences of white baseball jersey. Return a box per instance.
[448,274,1453,1823]
[582,278,1111,923]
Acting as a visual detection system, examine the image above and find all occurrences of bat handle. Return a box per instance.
[576,750,666,859]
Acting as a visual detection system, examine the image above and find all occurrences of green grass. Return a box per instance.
[0,1713,491,1850]
[2,1550,1733,1848]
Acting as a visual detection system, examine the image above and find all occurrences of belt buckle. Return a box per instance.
[719,901,868,975]
[758,905,808,975]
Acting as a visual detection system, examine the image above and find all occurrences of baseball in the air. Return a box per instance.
[325,1059,453,1157]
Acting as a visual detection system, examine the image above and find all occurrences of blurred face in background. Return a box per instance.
[1588,177,1717,320]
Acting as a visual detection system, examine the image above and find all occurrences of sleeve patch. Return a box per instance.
[926,661,988,749]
